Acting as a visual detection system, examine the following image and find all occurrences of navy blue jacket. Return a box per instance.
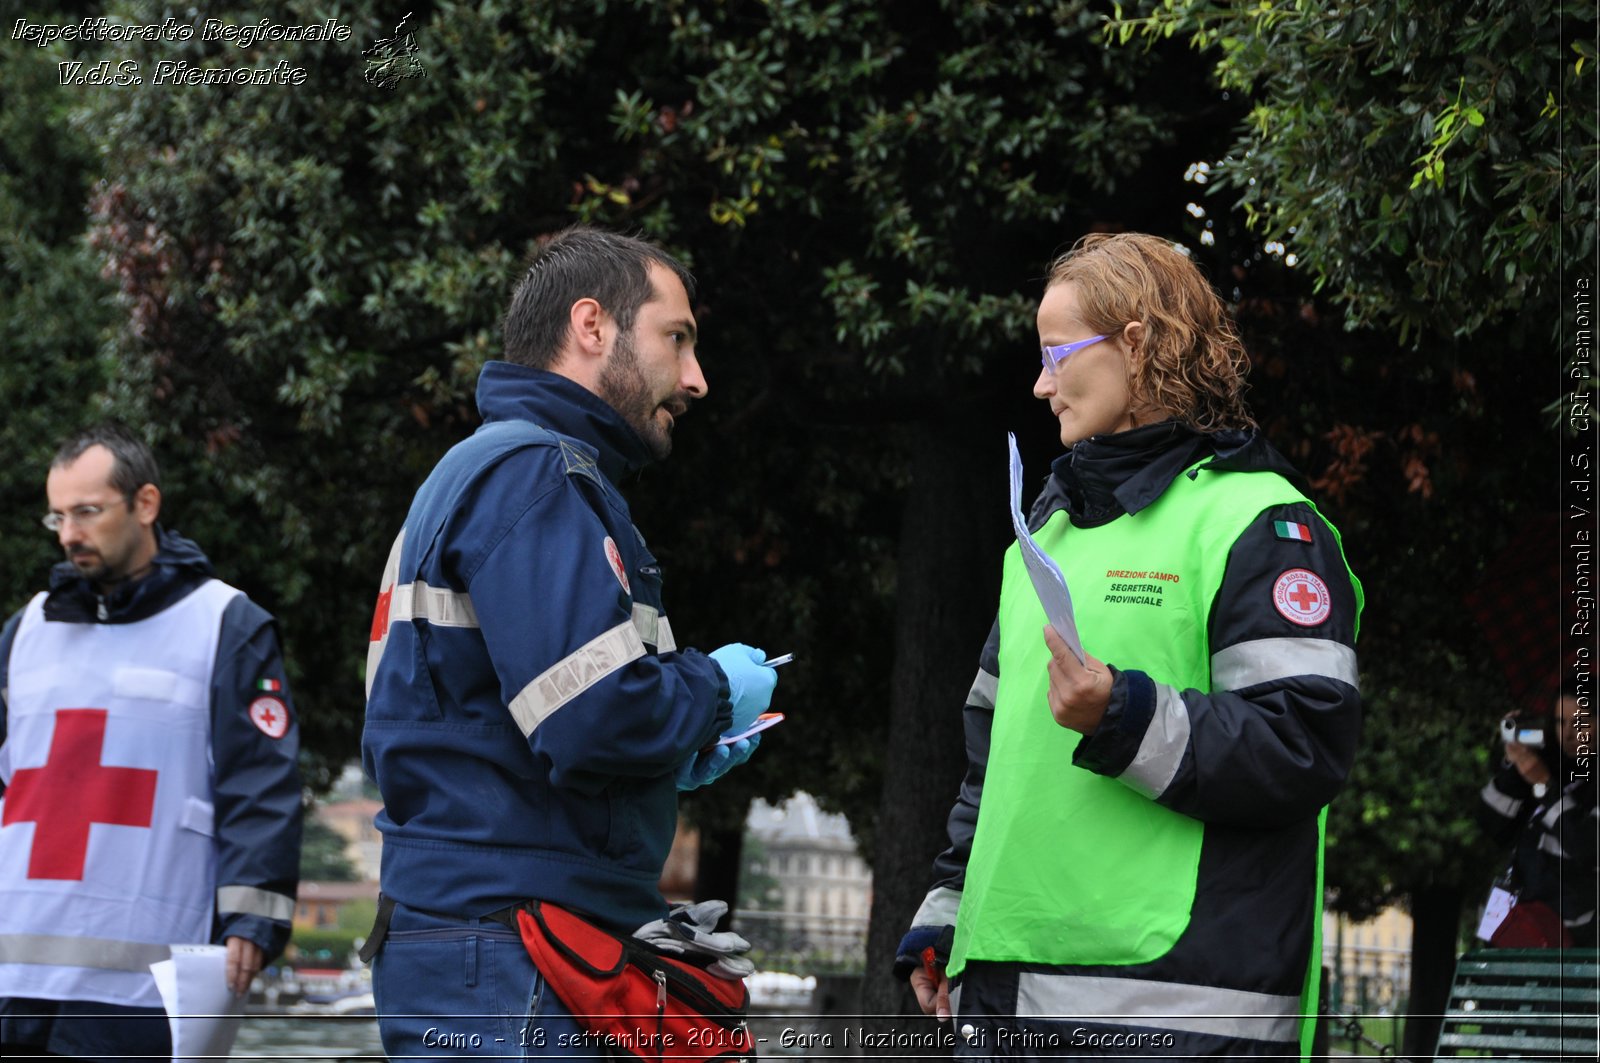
[362,363,731,932]
[0,528,303,959]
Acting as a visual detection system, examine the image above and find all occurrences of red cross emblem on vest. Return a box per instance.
[2,708,158,880]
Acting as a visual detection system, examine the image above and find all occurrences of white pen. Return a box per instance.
[763,653,794,668]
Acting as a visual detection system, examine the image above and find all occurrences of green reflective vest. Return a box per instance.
[951,460,1355,986]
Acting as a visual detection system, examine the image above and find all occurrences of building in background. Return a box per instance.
[1322,905,1414,1014]
[295,880,382,930]
[736,793,871,972]
[316,798,384,882]
[306,762,702,894]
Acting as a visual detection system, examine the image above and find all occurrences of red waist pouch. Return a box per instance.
[515,900,753,1061]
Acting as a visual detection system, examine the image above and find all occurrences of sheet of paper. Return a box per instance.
[1008,433,1085,665]
[151,944,245,1063]
[718,713,784,745]
[1475,886,1516,941]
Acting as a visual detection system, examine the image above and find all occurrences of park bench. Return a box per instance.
[1435,948,1599,1060]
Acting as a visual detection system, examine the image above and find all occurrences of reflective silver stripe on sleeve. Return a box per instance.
[1211,638,1359,692]
[1541,794,1576,829]
[1537,832,1569,859]
[911,886,962,928]
[631,604,679,653]
[508,621,646,736]
[389,582,479,628]
[632,603,667,648]
[1480,780,1523,818]
[217,885,296,922]
[1119,682,1190,799]
[1017,972,1300,1044]
[966,669,998,711]
[0,933,171,972]
[1534,794,1577,859]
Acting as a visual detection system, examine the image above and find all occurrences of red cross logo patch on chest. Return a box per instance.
[604,536,630,594]
[1273,568,1333,627]
[2,708,158,880]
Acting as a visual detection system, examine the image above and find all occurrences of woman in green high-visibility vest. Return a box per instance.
[898,233,1363,1060]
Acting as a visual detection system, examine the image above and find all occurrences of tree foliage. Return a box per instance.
[1112,0,1596,346]
[299,818,360,883]
[0,9,116,617]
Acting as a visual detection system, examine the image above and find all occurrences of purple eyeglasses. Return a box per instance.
[1040,334,1110,372]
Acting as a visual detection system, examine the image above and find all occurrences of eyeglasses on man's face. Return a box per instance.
[1040,334,1110,372]
[41,497,130,533]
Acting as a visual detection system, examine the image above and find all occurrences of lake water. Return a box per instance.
[231,1016,385,1059]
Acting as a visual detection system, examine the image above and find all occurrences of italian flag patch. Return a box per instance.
[256,678,283,692]
[1274,520,1312,542]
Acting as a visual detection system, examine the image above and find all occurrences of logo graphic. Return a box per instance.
[1273,569,1332,626]
[604,536,631,594]
[363,11,426,89]
[249,696,290,739]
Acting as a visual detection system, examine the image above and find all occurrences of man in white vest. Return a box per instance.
[0,424,303,1061]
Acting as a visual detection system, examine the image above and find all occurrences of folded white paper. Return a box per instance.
[1008,433,1085,665]
[151,944,245,1063]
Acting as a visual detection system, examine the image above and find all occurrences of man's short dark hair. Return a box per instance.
[501,225,696,370]
[52,422,161,499]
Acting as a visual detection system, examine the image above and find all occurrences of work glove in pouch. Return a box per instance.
[634,900,756,980]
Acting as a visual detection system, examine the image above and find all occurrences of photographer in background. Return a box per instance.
[1477,682,1597,947]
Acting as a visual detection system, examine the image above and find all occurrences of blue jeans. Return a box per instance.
[371,901,598,1059]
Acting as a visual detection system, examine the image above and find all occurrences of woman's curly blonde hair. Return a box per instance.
[1047,233,1255,432]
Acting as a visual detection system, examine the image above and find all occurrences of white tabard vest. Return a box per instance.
[0,579,240,1008]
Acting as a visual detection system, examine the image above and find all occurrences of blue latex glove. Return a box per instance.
[707,643,779,736]
[675,736,761,792]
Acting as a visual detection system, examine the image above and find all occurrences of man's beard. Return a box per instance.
[67,548,112,581]
[599,329,679,461]
[66,544,136,587]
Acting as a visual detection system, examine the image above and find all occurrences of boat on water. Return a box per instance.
[249,965,373,1015]
[289,989,376,1016]
[747,970,817,1008]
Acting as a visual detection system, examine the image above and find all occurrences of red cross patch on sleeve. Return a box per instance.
[249,696,291,739]
[1273,569,1333,626]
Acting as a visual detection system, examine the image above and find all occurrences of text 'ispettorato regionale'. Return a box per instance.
[13,17,354,87]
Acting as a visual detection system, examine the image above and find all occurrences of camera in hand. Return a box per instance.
[1500,716,1546,748]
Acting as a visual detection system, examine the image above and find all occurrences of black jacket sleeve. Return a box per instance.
[0,607,20,800]
[895,619,998,976]
[209,595,303,960]
[1074,502,1362,826]
[1477,759,1535,847]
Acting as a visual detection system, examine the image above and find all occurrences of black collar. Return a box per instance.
[42,526,214,624]
[1039,422,1308,528]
